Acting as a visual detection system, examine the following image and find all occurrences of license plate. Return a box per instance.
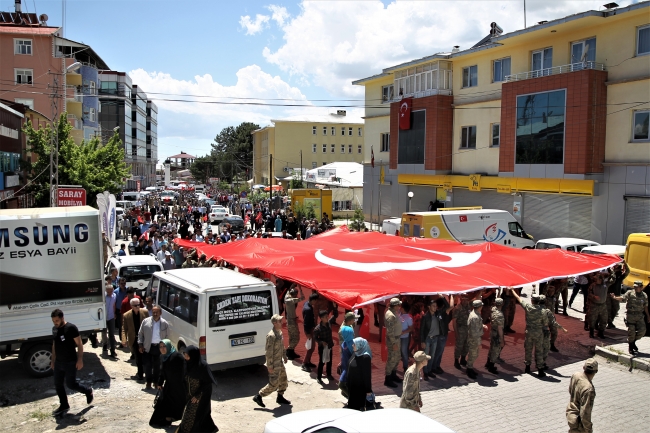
[231,337,254,346]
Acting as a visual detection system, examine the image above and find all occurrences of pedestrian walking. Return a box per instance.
[314,310,334,385]
[588,273,608,338]
[253,314,291,408]
[101,279,118,358]
[566,358,598,433]
[509,288,549,377]
[338,312,356,397]
[138,305,170,389]
[122,298,149,380]
[384,298,403,388]
[610,281,650,354]
[346,337,373,411]
[149,340,186,427]
[284,286,304,360]
[399,302,413,374]
[50,309,94,416]
[301,294,318,372]
[486,297,505,374]
[539,294,568,369]
[452,295,472,369]
[400,351,430,412]
[466,300,487,379]
[177,346,219,433]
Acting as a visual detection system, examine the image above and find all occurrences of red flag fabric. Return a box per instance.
[174,227,620,309]
[399,97,413,130]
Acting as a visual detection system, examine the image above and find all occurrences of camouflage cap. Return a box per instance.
[472,300,483,308]
[344,312,356,321]
[271,314,283,323]
[583,358,598,373]
[531,294,540,300]
[539,295,546,303]
[634,280,643,286]
[413,351,432,362]
[494,298,504,306]
[389,298,402,307]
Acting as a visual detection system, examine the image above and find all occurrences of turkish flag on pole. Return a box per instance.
[371,146,374,168]
[399,97,413,130]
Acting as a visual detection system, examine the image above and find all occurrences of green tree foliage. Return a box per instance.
[189,155,214,185]
[293,201,316,221]
[289,171,304,189]
[21,113,130,207]
[349,208,366,231]
[209,122,259,182]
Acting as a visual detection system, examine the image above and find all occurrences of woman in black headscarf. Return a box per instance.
[176,346,218,433]
[346,337,374,411]
[149,339,186,427]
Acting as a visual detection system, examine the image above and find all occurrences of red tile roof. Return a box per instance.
[0,25,59,35]
[168,153,196,159]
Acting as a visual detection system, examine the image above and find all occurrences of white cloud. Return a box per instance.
[239,13,270,35]
[259,0,622,96]
[267,5,290,27]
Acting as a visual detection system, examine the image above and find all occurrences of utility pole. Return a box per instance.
[524,0,527,28]
[300,150,303,188]
[49,70,60,207]
[269,154,273,200]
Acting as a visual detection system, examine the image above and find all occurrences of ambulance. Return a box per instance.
[400,207,535,248]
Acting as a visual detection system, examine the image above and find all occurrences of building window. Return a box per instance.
[516,89,566,164]
[331,127,336,136]
[493,58,511,82]
[348,127,353,136]
[532,48,553,77]
[348,145,352,154]
[382,84,394,102]
[323,126,327,135]
[638,25,650,56]
[398,110,425,164]
[15,69,33,85]
[312,162,317,168]
[312,126,317,135]
[341,127,345,136]
[462,65,477,88]
[460,126,477,149]
[14,39,32,55]
[358,127,362,137]
[341,144,345,153]
[491,123,500,147]
[89,81,96,95]
[357,145,362,154]
[331,144,335,153]
[312,144,317,153]
[381,133,390,152]
[89,108,96,122]
[571,38,596,65]
[322,144,327,153]
[633,110,649,141]
[14,98,34,109]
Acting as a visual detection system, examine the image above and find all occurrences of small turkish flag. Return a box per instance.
[399,97,412,130]
[371,146,374,168]
[459,215,468,222]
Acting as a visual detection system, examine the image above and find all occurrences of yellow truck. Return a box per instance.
[401,208,535,249]
[623,233,650,291]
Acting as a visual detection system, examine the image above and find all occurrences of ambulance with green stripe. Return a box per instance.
[400,207,535,248]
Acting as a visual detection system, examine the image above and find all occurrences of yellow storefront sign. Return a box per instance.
[497,184,512,194]
[443,182,453,192]
[468,174,481,191]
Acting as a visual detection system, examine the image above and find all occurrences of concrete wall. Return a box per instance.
[605,80,650,162]
[452,99,501,175]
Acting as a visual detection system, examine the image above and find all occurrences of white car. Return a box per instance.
[209,205,229,223]
[264,408,455,433]
[534,237,599,252]
[106,255,164,298]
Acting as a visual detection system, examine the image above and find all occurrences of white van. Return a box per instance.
[534,238,599,252]
[382,218,402,235]
[148,268,279,370]
[121,192,141,202]
[580,244,625,258]
[401,209,535,248]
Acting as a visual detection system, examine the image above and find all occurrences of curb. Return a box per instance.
[595,346,650,371]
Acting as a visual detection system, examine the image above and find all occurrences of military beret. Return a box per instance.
[472,300,483,308]
[495,298,504,306]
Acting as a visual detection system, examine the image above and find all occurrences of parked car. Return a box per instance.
[106,254,163,298]
[209,205,229,224]
[160,191,177,205]
[534,238,599,252]
[218,216,245,234]
[580,245,625,258]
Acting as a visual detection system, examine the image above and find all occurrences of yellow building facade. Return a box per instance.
[252,112,364,187]
[354,2,650,244]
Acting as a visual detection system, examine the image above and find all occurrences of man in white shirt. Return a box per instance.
[156,244,168,262]
[137,306,169,389]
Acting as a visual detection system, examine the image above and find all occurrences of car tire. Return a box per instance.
[23,343,53,378]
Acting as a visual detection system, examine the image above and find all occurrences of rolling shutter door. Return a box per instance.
[624,197,650,240]
[453,189,514,213]
[523,193,592,240]
[408,185,437,212]
[379,184,392,216]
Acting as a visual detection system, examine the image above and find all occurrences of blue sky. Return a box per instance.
[3,0,636,161]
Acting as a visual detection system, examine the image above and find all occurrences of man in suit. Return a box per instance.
[122,298,149,382]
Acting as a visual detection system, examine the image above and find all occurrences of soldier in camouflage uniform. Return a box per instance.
[509,288,548,377]
[284,286,305,360]
[588,273,608,339]
[544,286,567,353]
[611,281,650,354]
[453,295,472,369]
[253,314,291,407]
[485,297,504,374]
[466,300,486,379]
[566,358,598,433]
[539,294,568,369]
[502,287,520,334]
[384,298,403,388]
[181,249,198,268]
[400,351,430,412]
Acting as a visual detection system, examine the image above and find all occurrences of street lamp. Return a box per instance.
[408,191,414,212]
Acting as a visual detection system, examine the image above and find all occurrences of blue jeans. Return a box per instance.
[400,336,410,371]
[432,334,448,370]
[53,360,90,407]
[423,336,437,374]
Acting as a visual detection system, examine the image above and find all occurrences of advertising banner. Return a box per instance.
[57,187,86,207]
[97,191,117,252]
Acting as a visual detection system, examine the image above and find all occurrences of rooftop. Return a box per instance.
[168,152,196,159]
[157,268,272,292]
[271,113,363,125]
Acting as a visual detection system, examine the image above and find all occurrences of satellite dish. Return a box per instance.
[39,13,48,23]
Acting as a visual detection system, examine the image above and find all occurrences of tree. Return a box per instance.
[189,155,214,185]
[289,171,304,189]
[349,208,366,231]
[21,113,130,207]
[209,122,259,183]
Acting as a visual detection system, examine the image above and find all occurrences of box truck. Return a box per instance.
[401,208,535,248]
[0,206,106,377]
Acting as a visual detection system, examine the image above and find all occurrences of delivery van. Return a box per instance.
[401,208,535,248]
[148,268,279,371]
[623,233,650,292]
[382,218,402,235]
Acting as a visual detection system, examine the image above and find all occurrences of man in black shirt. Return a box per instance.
[50,309,93,416]
[301,294,318,372]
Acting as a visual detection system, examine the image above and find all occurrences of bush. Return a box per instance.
[349,208,365,231]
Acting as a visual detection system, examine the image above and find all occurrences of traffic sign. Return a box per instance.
[57,188,86,206]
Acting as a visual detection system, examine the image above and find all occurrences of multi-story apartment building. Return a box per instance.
[353,2,650,244]
[0,3,108,144]
[146,100,158,174]
[252,111,364,186]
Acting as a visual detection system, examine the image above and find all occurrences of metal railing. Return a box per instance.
[386,88,453,103]
[504,61,606,82]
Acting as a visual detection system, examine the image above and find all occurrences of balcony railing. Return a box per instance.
[387,88,453,103]
[504,61,606,82]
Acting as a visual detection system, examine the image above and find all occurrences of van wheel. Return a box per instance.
[23,343,53,378]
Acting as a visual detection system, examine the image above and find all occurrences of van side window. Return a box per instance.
[576,245,589,252]
[508,222,524,238]
[158,282,198,327]
[148,277,160,299]
[567,246,575,252]
[209,290,273,327]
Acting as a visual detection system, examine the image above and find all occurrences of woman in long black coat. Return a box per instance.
[176,346,218,433]
[150,339,186,427]
[345,337,373,411]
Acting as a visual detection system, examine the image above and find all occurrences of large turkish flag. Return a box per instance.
[399,97,413,130]
[175,227,620,309]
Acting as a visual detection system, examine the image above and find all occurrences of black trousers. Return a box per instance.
[317,345,332,378]
[54,360,90,406]
[143,344,160,385]
[132,341,144,378]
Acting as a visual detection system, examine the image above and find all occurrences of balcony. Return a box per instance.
[387,60,453,102]
[504,61,606,82]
